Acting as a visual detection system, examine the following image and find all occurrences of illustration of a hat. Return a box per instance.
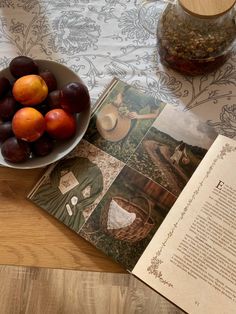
[96,103,131,142]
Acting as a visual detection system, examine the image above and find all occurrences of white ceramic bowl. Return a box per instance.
[0,59,91,169]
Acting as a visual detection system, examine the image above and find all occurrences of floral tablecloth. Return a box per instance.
[0,0,236,137]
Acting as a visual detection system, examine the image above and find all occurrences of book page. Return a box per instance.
[132,135,236,314]
[28,78,217,272]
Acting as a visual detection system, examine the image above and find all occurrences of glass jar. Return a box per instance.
[157,0,236,75]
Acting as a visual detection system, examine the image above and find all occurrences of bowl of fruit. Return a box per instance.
[0,56,91,169]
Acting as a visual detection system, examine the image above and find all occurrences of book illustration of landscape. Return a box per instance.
[128,105,217,196]
[28,77,218,272]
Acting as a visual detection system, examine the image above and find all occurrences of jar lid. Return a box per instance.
[179,0,236,18]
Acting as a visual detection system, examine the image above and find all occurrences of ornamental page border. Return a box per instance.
[147,142,236,288]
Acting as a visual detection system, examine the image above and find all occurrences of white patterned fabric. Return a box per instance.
[0,1,236,137]
[107,200,136,230]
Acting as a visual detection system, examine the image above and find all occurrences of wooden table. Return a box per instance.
[0,166,123,272]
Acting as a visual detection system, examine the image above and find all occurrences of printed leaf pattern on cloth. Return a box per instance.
[0,0,236,137]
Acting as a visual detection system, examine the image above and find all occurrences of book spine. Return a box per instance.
[91,77,119,117]
[27,163,57,198]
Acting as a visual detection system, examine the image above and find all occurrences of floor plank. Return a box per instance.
[0,265,184,314]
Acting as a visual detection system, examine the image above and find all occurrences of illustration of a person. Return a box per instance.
[170,141,188,166]
[95,89,160,143]
[85,82,162,162]
[114,91,160,121]
[31,157,103,233]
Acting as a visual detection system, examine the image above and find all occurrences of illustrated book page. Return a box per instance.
[28,77,217,272]
[132,134,236,314]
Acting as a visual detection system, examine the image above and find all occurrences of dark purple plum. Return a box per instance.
[9,56,38,78]
[1,137,31,163]
[0,121,13,143]
[0,77,11,98]
[47,90,61,110]
[31,134,54,157]
[39,70,57,92]
[0,95,18,120]
[60,82,90,113]
[34,101,50,116]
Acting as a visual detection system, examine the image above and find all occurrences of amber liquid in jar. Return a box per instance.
[157,4,236,76]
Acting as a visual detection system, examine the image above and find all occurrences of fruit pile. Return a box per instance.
[0,56,90,163]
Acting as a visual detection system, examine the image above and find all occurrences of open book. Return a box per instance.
[133,134,236,313]
[28,78,236,313]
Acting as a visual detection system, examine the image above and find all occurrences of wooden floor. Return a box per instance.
[0,265,184,314]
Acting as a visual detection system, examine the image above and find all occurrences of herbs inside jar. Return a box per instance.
[157,2,236,75]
